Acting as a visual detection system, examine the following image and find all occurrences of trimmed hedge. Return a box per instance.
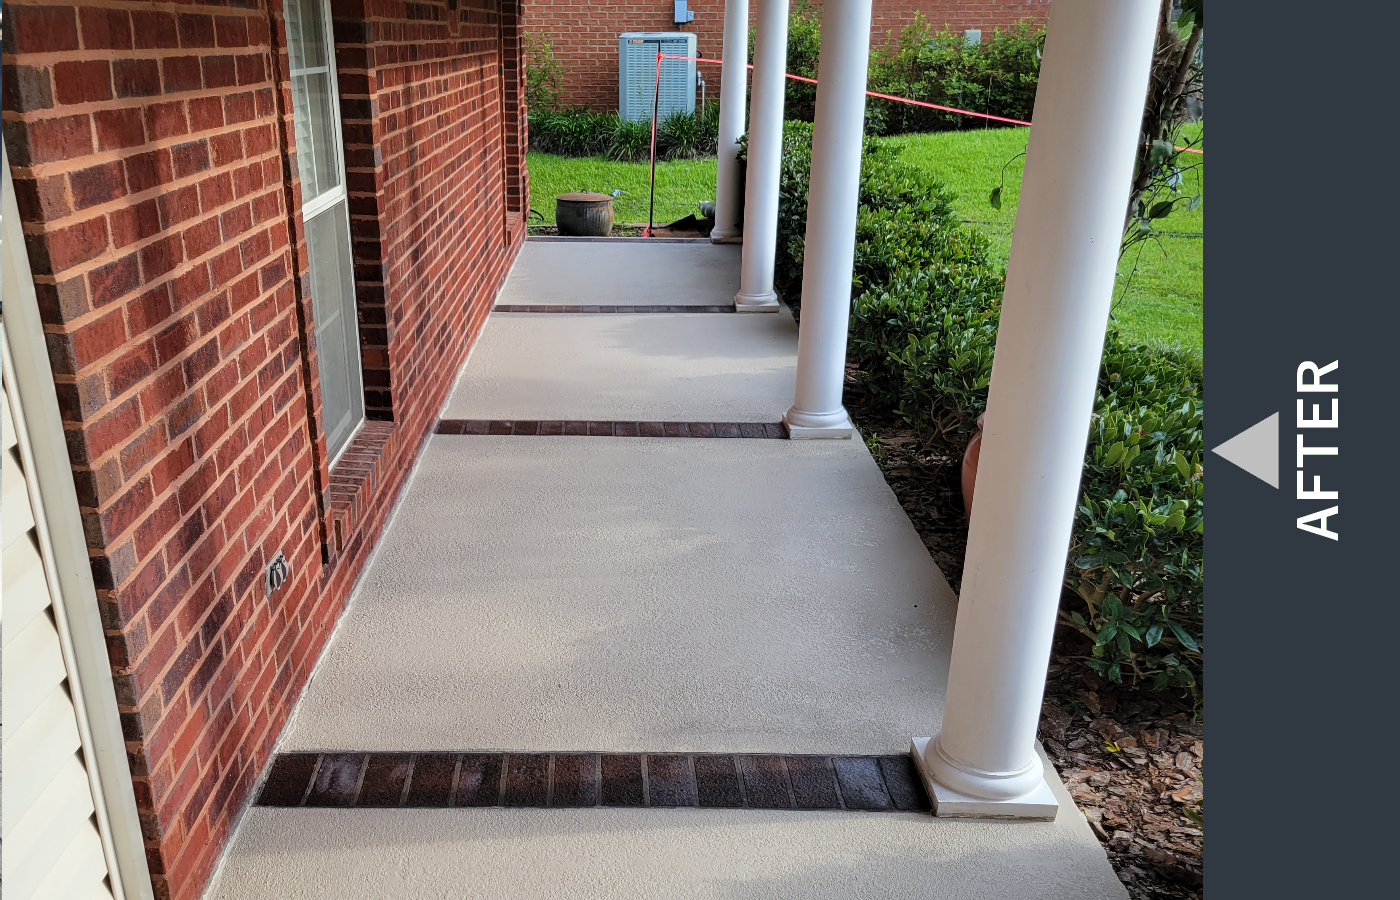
[771,124,1204,695]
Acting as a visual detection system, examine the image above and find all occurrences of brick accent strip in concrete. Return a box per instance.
[435,420,788,438]
[493,304,734,313]
[257,752,931,812]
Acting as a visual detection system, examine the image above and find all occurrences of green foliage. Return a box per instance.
[774,8,1044,135]
[524,32,565,112]
[1065,341,1203,695]
[607,117,652,162]
[769,123,1204,696]
[867,18,1044,136]
[658,107,709,160]
[530,105,719,163]
[779,1,824,123]
[529,108,614,156]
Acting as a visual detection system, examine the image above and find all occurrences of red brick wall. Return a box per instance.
[521,0,1049,111]
[1,2,525,898]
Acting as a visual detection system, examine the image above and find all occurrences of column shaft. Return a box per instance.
[781,0,870,438]
[735,0,788,312]
[922,0,1162,813]
[711,0,749,243]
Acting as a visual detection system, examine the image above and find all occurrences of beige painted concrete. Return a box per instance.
[279,437,954,754]
[444,310,799,423]
[500,240,742,306]
[205,243,1126,900]
[208,752,1126,900]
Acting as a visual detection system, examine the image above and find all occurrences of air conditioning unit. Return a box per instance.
[619,32,697,122]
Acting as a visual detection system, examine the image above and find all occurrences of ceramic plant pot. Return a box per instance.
[555,192,614,237]
[960,413,987,522]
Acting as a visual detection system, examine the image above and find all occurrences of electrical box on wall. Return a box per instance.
[674,1,695,23]
[619,32,698,121]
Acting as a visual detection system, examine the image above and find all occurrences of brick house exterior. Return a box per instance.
[522,0,1050,111]
[2,1,526,898]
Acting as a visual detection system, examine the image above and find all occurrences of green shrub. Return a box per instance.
[1063,340,1203,694]
[659,109,703,160]
[529,108,613,156]
[607,117,652,162]
[779,1,823,123]
[851,266,1000,449]
[774,7,1043,135]
[531,106,718,162]
[525,32,565,112]
[867,18,1043,136]
[695,100,721,155]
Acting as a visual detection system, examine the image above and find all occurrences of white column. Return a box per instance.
[911,0,1161,819]
[780,0,869,438]
[734,0,787,313]
[711,0,749,244]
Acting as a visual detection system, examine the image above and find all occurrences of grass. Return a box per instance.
[881,124,1204,353]
[525,124,1204,352]
[526,152,718,226]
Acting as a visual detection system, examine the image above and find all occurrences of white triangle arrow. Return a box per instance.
[1211,412,1278,488]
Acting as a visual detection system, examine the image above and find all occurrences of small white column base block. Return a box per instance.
[911,738,1059,820]
[783,415,854,440]
[734,291,780,313]
[710,228,743,244]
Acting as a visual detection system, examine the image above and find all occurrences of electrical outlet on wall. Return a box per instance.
[266,550,291,596]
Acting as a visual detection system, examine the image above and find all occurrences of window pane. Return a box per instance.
[291,71,341,200]
[286,0,329,72]
[306,204,364,459]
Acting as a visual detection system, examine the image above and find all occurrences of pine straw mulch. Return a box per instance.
[843,367,1203,900]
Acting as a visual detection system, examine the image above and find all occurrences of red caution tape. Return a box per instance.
[658,54,1203,155]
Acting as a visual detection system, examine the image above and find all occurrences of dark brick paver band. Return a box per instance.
[257,752,930,813]
[493,304,734,314]
[436,419,789,439]
[436,420,788,438]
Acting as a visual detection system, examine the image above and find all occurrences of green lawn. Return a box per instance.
[527,152,718,226]
[882,125,1204,352]
[526,125,1204,352]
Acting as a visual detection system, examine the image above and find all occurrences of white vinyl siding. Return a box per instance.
[4,143,153,900]
[2,370,116,900]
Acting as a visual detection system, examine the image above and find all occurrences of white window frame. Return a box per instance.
[286,0,366,466]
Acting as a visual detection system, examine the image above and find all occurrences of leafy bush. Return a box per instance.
[778,1,823,123]
[695,100,722,154]
[769,123,1204,695]
[530,105,719,162]
[659,109,704,159]
[607,117,652,162]
[525,32,565,112]
[867,18,1044,136]
[1063,341,1203,694]
[529,108,613,156]
[773,6,1043,136]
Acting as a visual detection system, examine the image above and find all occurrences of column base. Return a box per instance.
[782,408,855,440]
[734,290,780,313]
[710,227,743,244]
[911,737,1059,820]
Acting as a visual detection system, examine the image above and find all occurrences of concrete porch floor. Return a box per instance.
[206,241,1125,899]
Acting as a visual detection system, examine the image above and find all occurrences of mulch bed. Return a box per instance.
[844,367,1203,900]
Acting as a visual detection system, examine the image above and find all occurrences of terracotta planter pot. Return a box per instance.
[555,192,614,237]
[960,413,987,522]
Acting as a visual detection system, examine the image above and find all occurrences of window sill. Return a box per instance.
[325,421,396,564]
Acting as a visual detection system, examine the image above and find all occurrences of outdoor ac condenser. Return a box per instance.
[619,32,697,122]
